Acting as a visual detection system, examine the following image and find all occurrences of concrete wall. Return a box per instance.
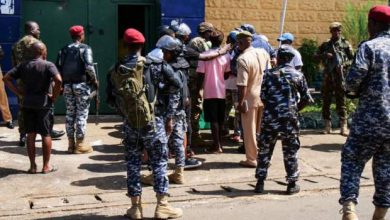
[205,0,386,47]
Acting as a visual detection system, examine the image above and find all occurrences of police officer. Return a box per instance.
[254,45,312,195]
[317,22,354,136]
[56,25,97,154]
[339,6,390,220]
[110,30,183,219]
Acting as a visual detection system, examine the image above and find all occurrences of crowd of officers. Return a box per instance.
[1,4,390,220]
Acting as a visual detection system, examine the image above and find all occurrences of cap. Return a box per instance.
[123,28,145,44]
[156,35,181,51]
[277,45,295,58]
[197,22,214,33]
[277,32,294,42]
[329,22,342,30]
[369,5,390,23]
[69,25,84,37]
[240,24,256,34]
[228,30,239,42]
[236,31,253,40]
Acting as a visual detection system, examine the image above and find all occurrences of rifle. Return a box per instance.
[89,63,100,125]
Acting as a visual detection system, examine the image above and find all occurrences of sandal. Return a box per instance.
[42,165,58,174]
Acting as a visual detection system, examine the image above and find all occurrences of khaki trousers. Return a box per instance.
[0,71,12,122]
[241,106,263,163]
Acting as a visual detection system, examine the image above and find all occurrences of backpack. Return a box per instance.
[110,56,154,129]
[57,44,88,83]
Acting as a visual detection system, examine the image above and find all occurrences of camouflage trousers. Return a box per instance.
[63,83,90,139]
[189,72,204,135]
[168,111,187,167]
[224,89,241,136]
[124,120,169,197]
[255,119,300,183]
[340,134,390,207]
[321,71,347,121]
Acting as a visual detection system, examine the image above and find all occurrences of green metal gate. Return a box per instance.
[22,0,160,114]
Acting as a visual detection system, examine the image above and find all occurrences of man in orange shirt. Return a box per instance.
[236,31,270,168]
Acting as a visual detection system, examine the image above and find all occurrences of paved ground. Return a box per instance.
[0,116,379,220]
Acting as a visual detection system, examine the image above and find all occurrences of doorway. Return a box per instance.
[118,5,146,59]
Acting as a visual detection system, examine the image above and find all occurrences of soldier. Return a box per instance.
[254,45,312,195]
[4,42,62,174]
[56,25,97,154]
[317,22,354,136]
[339,6,390,220]
[12,21,64,147]
[110,30,183,219]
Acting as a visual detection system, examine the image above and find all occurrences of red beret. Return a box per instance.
[369,5,390,23]
[124,28,145,44]
[69,25,84,37]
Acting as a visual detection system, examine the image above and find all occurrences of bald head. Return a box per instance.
[30,41,47,59]
[25,21,40,39]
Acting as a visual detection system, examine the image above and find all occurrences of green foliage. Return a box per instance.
[343,1,374,48]
[298,39,320,86]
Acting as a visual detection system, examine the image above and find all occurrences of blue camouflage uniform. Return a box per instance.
[117,54,181,197]
[339,30,390,208]
[57,43,95,139]
[255,64,311,183]
[168,56,189,168]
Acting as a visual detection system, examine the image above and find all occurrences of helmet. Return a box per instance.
[240,24,256,34]
[277,45,295,59]
[156,35,181,51]
[170,20,191,36]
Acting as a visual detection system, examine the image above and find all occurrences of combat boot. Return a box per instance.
[372,206,388,220]
[140,173,154,186]
[340,120,349,136]
[168,167,184,184]
[286,181,300,195]
[74,138,93,154]
[323,119,331,134]
[254,180,264,194]
[126,196,143,220]
[68,137,75,154]
[155,194,183,219]
[341,201,358,220]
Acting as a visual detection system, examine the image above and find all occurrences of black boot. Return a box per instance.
[51,130,65,139]
[19,133,26,147]
[287,182,300,195]
[254,180,264,194]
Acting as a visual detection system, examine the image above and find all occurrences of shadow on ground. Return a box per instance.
[187,185,286,198]
[302,143,343,153]
[36,213,151,220]
[71,175,127,190]
[0,167,26,178]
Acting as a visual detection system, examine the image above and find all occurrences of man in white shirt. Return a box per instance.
[277,33,303,71]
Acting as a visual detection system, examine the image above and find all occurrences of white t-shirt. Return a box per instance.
[289,48,303,68]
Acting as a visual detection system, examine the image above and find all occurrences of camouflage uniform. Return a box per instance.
[339,30,390,208]
[187,37,210,135]
[57,43,95,139]
[255,64,311,183]
[12,35,40,134]
[318,37,354,121]
[168,56,189,167]
[63,83,91,139]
